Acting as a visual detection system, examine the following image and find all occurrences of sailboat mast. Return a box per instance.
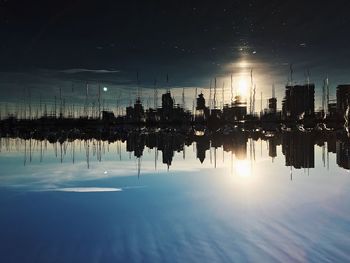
[222,81,225,109]
[230,74,233,104]
[209,79,212,111]
[214,77,217,108]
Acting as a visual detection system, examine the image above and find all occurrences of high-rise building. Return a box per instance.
[282,84,315,120]
[268,97,277,114]
[336,85,350,117]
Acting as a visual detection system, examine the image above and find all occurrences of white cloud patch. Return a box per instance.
[50,187,122,192]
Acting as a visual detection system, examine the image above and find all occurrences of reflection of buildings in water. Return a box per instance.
[157,133,185,168]
[267,135,281,159]
[126,132,145,158]
[3,128,350,172]
[336,140,350,170]
[327,134,337,154]
[196,136,210,163]
[222,133,248,160]
[282,131,315,169]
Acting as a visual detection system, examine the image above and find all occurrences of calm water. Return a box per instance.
[0,135,350,262]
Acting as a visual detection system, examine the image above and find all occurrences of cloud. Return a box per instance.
[60,68,120,74]
[50,187,122,192]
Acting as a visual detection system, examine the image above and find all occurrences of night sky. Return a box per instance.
[1,0,349,68]
[1,0,350,107]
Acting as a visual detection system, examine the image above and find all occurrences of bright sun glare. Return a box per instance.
[235,160,252,177]
[238,76,249,97]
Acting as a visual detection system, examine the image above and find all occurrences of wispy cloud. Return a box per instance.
[50,187,122,192]
[60,68,120,74]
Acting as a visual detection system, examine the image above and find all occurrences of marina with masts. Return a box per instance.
[1,71,350,132]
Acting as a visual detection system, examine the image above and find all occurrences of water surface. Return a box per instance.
[0,136,349,262]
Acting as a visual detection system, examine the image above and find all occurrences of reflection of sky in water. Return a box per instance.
[0,140,350,262]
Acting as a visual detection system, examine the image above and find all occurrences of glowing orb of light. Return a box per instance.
[238,77,249,97]
[103,87,108,92]
[235,160,252,178]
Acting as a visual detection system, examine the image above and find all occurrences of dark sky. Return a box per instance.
[1,0,350,110]
[1,0,350,71]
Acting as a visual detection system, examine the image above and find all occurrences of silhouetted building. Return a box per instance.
[222,96,247,122]
[126,98,145,123]
[196,93,206,110]
[195,93,209,121]
[282,84,315,120]
[161,91,175,122]
[336,85,350,118]
[102,111,115,122]
[328,102,337,118]
[268,97,277,114]
[146,108,159,123]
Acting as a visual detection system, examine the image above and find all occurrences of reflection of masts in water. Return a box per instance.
[183,143,186,160]
[60,142,63,163]
[24,139,27,166]
[85,141,90,169]
[222,147,224,163]
[40,140,43,162]
[118,140,122,161]
[210,142,212,164]
[230,151,233,176]
[72,141,75,164]
[137,157,141,178]
[327,141,330,170]
[322,144,325,167]
[154,147,157,170]
[290,135,293,181]
[29,138,32,162]
[214,147,217,168]
[249,138,255,171]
